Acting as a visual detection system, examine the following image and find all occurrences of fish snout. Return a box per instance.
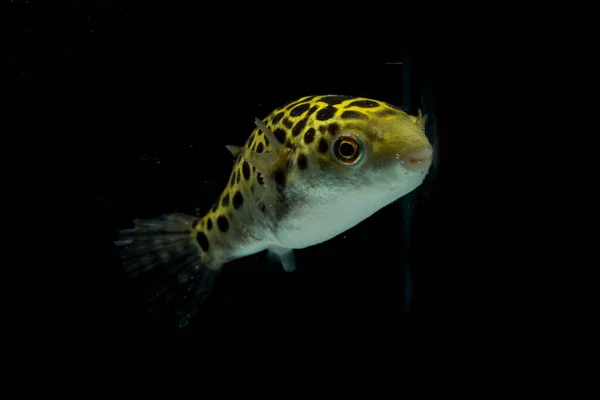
[399,146,433,171]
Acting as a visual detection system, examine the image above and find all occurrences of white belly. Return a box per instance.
[273,169,427,249]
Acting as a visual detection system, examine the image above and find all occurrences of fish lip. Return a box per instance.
[397,145,433,171]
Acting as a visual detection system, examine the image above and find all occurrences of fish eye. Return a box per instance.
[332,134,362,165]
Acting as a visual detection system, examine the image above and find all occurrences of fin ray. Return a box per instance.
[241,146,276,174]
[254,117,282,152]
[267,247,296,273]
[115,213,219,327]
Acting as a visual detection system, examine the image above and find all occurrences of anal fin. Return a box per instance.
[267,247,297,273]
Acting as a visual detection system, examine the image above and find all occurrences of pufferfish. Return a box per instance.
[115,95,433,326]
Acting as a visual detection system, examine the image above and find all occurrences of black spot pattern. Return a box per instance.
[256,142,264,153]
[192,219,199,229]
[290,103,310,117]
[306,105,318,119]
[318,138,328,153]
[274,128,286,144]
[285,96,315,110]
[236,170,241,183]
[217,216,229,232]
[328,123,340,136]
[341,110,367,119]
[272,112,284,124]
[348,100,379,108]
[230,174,235,188]
[257,172,265,185]
[196,231,209,251]
[376,109,400,117]
[282,118,293,129]
[292,118,307,136]
[273,168,286,188]
[284,99,304,110]
[316,106,337,121]
[207,218,213,230]
[297,153,308,170]
[264,136,269,146]
[318,95,351,105]
[242,161,251,180]
[304,127,315,144]
[233,191,244,209]
[222,193,230,207]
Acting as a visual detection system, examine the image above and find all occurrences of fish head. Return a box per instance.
[249,96,435,247]
[304,108,433,200]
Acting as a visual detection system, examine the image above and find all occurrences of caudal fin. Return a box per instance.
[115,213,219,327]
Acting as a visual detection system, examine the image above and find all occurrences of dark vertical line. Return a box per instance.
[402,52,412,113]
[401,51,414,314]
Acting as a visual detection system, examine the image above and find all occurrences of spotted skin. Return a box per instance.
[117,94,432,327]
[190,94,421,270]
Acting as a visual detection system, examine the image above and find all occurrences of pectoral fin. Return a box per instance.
[225,145,242,158]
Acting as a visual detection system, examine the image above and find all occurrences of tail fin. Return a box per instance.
[115,213,219,327]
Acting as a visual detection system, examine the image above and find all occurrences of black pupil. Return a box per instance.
[339,142,355,157]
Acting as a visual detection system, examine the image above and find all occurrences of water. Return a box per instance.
[15,1,454,370]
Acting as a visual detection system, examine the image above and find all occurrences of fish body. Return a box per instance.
[116,95,433,326]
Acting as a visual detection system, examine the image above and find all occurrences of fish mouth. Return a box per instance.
[397,145,433,171]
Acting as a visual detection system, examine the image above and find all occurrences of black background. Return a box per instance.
[11,1,486,372]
